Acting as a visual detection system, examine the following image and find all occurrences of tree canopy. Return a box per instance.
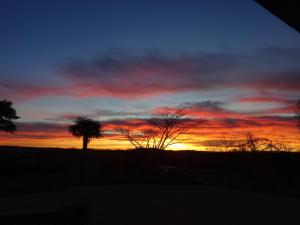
[68,117,102,150]
[117,106,195,150]
[0,99,20,133]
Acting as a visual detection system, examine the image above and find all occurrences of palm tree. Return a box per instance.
[0,99,20,133]
[69,117,102,185]
[68,117,103,151]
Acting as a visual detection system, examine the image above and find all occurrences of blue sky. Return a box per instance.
[1,0,299,75]
[0,0,299,148]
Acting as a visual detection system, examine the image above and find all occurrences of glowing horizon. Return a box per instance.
[1,106,299,151]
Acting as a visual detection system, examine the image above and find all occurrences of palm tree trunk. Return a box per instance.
[82,136,88,151]
[80,150,86,185]
[81,136,89,185]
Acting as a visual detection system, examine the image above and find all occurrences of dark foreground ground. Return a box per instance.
[1,185,300,225]
[1,146,300,197]
[1,146,300,224]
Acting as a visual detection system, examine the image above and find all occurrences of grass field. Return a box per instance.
[1,146,300,197]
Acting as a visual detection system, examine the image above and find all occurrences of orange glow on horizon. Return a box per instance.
[0,124,299,151]
[1,109,299,151]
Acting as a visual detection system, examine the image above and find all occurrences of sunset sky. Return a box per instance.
[0,0,299,150]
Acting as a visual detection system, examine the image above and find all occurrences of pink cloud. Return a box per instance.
[1,47,300,101]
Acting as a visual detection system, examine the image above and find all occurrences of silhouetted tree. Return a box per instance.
[117,128,158,149]
[117,106,195,150]
[69,118,102,185]
[68,118,102,151]
[217,132,292,152]
[148,107,194,150]
[0,99,20,133]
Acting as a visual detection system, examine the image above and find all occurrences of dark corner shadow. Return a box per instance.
[255,0,300,33]
[0,203,89,225]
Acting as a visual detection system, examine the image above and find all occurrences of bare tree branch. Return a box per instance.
[217,132,293,152]
[117,106,196,150]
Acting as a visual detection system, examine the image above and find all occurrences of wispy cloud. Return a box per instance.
[237,96,293,104]
[59,52,242,98]
[1,46,299,101]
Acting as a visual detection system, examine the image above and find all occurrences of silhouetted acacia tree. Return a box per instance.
[68,118,103,151]
[117,106,195,150]
[0,99,20,133]
[117,128,159,149]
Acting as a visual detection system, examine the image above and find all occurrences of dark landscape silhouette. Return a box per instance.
[1,98,300,224]
[0,99,300,191]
